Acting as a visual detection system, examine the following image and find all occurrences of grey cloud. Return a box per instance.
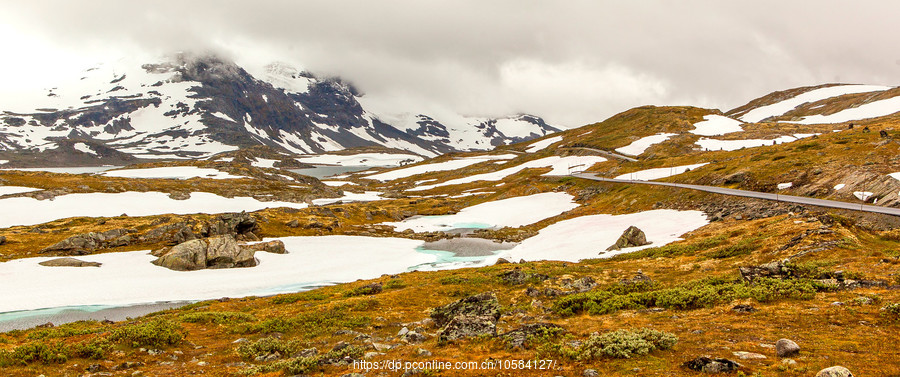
[2,0,899,127]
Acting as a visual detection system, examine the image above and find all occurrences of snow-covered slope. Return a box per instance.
[0,54,558,165]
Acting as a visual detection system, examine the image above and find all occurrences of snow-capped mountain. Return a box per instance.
[0,53,558,164]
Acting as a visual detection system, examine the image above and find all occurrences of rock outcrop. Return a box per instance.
[41,229,134,255]
[606,226,651,251]
[816,366,854,377]
[775,338,800,357]
[684,356,742,373]
[38,257,102,267]
[152,235,256,271]
[431,292,501,344]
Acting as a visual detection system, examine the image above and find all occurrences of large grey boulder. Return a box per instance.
[816,366,854,377]
[606,226,651,251]
[152,235,258,271]
[775,338,800,357]
[39,257,102,267]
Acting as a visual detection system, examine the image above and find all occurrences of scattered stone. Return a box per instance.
[242,240,287,254]
[776,339,800,357]
[285,219,300,228]
[583,369,599,377]
[619,270,653,287]
[416,348,432,357]
[0,235,6,245]
[732,351,767,360]
[232,338,248,344]
[816,366,854,377]
[167,192,191,200]
[731,304,757,313]
[494,257,511,265]
[38,257,102,267]
[201,212,260,241]
[141,222,197,245]
[498,268,549,285]
[782,358,797,366]
[606,225,651,251]
[684,356,742,373]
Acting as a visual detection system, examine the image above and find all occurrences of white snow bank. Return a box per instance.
[614,163,708,181]
[312,191,383,206]
[409,156,607,191]
[690,115,744,136]
[615,133,677,156]
[834,184,846,190]
[383,193,578,232]
[0,236,435,313]
[777,182,793,189]
[853,191,873,201]
[321,181,353,186]
[73,143,97,156]
[525,136,563,153]
[789,94,900,124]
[102,166,246,180]
[460,154,517,160]
[295,153,423,167]
[0,160,8,165]
[365,157,505,182]
[0,192,308,228]
[889,173,900,182]
[499,210,709,262]
[0,186,42,196]
[251,158,279,168]
[740,85,893,123]
[695,133,816,151]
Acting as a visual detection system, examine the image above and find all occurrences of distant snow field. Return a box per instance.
[834,184,846,190]
[295,153,423,167]
[789,94,900,124]
[614,163,709,181]
[499,209,709,262]
[740,84,893,123]
[525,136,563,153]
[250,158,279,168]
[890,173,900,182]
[311,191,383,206]
[690,115,744,136]
[408,156,607,191]
[72,143,98,156]
[383,193,578,232]
[365,156,509,182]
[0,192,308,228]
[102,166,247,180]
[615,133,677,156]
[777,182,793,189]
[695,133,816,151]
[0,186,42,196]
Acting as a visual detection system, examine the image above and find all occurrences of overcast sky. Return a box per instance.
[1,0,899,128]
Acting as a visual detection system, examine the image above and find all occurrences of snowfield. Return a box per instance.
[102,166,247,180]
[614,163,708,181]
[690,115,744,136]
[695,133,816,151]
[365,155,513,182]
[383,193,578,232]
[525,135,563,153]
[739,84,893,123]
[890,173,900,182]
[789,95,900,124]
[615,133,677,156]
[311,191,383,206]
[408,156,607,191]
[499,210,709,262]
[295,153,424,167]
[0,186,42,196]
[0,192,308,228]
[0,236,435,313]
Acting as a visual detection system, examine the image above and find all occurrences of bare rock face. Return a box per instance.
[202,212,260,241]
[152,235,258,271]
[242,240,287,254]
[430,292,501,344]
[606,226,651,251]
[41,229,134,255]
[38,257,102,267]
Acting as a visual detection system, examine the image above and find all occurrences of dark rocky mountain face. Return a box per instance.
[0,54,559,166]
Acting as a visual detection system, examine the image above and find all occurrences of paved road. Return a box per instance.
[572,172,900,217]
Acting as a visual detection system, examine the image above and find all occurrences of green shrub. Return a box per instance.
[882,303,900,321]
[612,235,727,260]
[1,341,69,365]
[180,311,257,325]
[234,309,370,338]
[578,328,677,359]
[71,338,112,360]
[384,279,408,289]
[236,337,304,360]
[108,319,184,348]
[26,321,100,340]
[439,276,467,285]
[241,345,364,375]
[706,238,760,259]
[343,283,383,297]
[270,291,328,305]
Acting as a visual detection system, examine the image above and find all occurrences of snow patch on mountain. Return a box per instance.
[408,155,606,191]
[690,115,744,136]
[788,95,900,124]
[615,133,677,156]
[525,135,563,153]
[614,163,708,181]
[696,134,816,151]
[740,84,893,123]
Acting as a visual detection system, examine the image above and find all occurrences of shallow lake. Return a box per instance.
[288,165,372,179]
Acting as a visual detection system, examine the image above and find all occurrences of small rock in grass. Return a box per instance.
[816,366,854,377]
[776,338,800,357]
